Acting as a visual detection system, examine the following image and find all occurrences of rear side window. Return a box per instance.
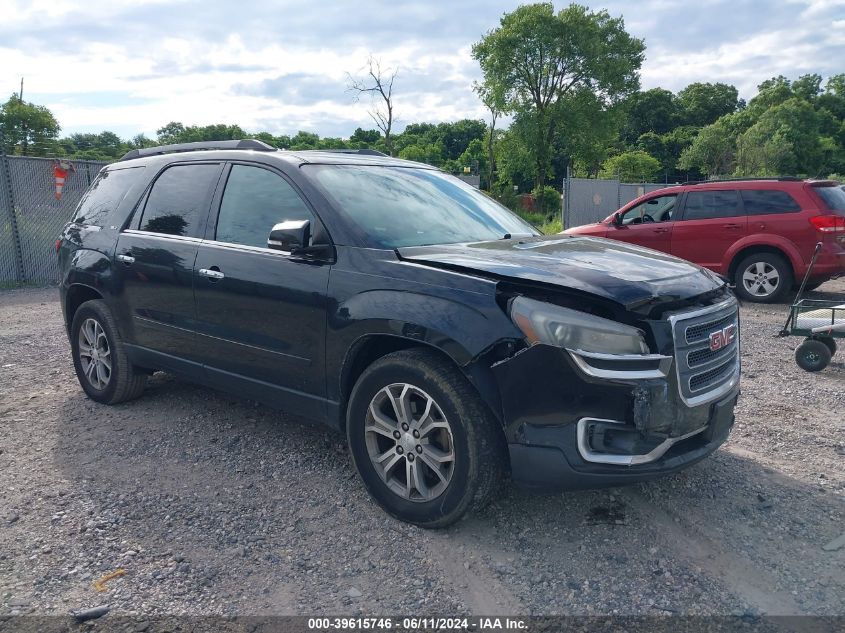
[813,186,845,216]
[139,164,221,237]
[215,165,314,248]
[73,167,145,227]
[740,189,801,215]
[682,190,742,220]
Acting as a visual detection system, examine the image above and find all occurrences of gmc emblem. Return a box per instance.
[709,324,737,352]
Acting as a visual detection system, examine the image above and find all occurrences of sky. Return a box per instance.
[1,0,844,140]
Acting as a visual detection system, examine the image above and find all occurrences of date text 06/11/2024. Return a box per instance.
[307,617,528,630]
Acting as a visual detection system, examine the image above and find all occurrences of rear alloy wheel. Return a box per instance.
[70,300,147,404]
[78,318,112,390]
[734,253,792,303]
[347,349,503,528]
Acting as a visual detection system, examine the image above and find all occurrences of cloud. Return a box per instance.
[1,0,843,138]
[235,73,347,105]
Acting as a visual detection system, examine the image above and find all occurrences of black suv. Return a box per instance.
[58,139,740,527]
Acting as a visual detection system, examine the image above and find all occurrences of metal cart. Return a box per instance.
[779,242,843,371]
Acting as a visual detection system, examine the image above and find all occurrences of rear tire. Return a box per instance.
[70,300,146,404]
[734,252,792,303]
[816,337,837,357]
[346,349,504,528]
[795,339,832,372]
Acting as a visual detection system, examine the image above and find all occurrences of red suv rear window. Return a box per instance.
[813,185,845,215]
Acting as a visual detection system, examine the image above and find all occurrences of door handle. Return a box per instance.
[198,268,225,281]
[722,223,741,229]
[653,227,670,234]
[117,254,135,265]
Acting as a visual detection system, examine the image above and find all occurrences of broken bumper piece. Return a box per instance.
[491,343,739,490]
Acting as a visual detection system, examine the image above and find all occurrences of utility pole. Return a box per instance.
[19,77,24,102]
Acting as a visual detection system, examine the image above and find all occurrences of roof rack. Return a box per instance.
[119,139,276,162]
[315,149,387,157]
[681,176,803,185]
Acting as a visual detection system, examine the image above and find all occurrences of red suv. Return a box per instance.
[565,178,845,302]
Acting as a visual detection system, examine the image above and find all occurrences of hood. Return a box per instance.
[397,236,725,311]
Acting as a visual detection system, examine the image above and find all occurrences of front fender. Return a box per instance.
[330,289,514,366]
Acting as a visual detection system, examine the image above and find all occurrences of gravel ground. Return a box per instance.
[0,281,843,624]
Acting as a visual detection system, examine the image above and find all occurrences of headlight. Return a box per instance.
[509,296,649,355]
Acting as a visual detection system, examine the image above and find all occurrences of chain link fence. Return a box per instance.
[563,177,675,228]
[0,154,108,286]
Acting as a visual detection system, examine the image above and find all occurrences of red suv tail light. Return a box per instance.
[809,215,845,233]
[55,239,62,253]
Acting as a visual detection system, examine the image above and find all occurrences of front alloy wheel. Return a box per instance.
[347,349,503,528]
[365,383,455,502]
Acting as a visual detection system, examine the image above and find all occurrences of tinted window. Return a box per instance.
[740,189,801,215]
[139,164,220,237]
[683,190,742,220]
[305,165,538,248]
[73,167,145,227]
[814,186,845,215]
[216,165,314,248]
[622,194,677,224]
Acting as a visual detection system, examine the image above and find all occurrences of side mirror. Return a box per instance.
[268,220,310,252]
[613,213,623,226]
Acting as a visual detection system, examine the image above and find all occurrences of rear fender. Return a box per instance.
[722,235,803,276]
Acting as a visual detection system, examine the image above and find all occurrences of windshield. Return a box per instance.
[305,165,539,248]
[813,185,845,215]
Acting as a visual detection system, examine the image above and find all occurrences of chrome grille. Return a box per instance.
[669,298,740,407]
[685,313,736,344]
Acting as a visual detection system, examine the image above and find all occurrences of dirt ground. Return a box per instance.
[0,281,843,623]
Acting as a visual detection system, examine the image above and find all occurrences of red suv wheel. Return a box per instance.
[733,252,792,303]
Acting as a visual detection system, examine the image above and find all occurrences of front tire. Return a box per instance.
[70,300,146,404]
[346,349,504,528]
[734,252,792,303]
[795,339,832,372]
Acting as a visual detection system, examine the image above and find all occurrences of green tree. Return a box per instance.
[636,125,697,178]
[473,2,644,202]
[792,73,823,102]
[621,88,678,143]
[58,131,127,160]
[475,81,504,190]
[433,119,488,161]
[747,76,794,114]
[458,138,486,175]
[494,125,534,194]
[155,122,246,145]
[552,88,626,177]
[735,97,826,176]
[156,121,186,144]
[677,118,736,177]
[128,133,156,150]
[288,131,320,150]
[349,128,381,145]
[599,150,660,182]
[676,82,740,127]
[0,94,60,156]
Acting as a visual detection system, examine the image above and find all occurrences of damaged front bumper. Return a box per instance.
[491,343,739,490]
